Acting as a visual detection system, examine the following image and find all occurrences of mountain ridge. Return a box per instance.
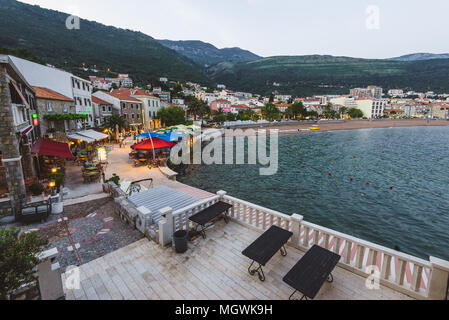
[157,39,261,67]
[0,0,210,85]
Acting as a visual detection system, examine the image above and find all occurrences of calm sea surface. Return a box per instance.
[178,126,449,260]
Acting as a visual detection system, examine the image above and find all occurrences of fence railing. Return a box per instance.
[157,190,449,300]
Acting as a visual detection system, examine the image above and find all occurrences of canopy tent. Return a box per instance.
[77,129,109,141]
[131,137,176,151]
[31,138,75,159]
[157,131,184,142]
[135,131,185,142]
[67,133,95,144]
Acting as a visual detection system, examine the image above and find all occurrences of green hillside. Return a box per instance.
[157,40,260,66]
[0,0,210,85]
[207,55,449,96]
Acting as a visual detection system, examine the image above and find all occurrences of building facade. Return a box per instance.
[0,55,38,216]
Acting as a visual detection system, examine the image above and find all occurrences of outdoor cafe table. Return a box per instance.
[283,245,341,300]
[85,166,98,171]
[242,225,293,282]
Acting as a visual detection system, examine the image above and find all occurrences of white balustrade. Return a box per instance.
[157,190,448,300]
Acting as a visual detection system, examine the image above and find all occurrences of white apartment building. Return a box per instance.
[10,56,94,129]
[355,98,386,118]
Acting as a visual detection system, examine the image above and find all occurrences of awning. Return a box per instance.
[131,137,176,151]
[77,129,109,141]
[67,133,96,143]
[21,125,33,135]
[31,138,75,159]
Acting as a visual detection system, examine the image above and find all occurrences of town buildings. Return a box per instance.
[350,86,383,99]
[10,56,95,129]
[92,90,144,131]
[33,86,76,138]
[211,99,232,113]
[92,96,114,127]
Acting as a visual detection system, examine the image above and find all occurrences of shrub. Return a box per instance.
[29,183,44,196]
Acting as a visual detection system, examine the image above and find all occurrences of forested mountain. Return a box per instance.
[0,0,210,85]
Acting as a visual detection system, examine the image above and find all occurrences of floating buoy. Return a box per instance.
[328,172,332,176]
[353,155,357,159]
[280,169,284,173]
[349,177,353,181]
[390,186,394,190]
[366,181,370,185]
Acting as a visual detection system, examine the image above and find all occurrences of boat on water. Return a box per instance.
[308,127,320,130]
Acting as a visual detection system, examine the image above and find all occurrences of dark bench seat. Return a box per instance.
[17,200,52,224]
[189,201,233,239]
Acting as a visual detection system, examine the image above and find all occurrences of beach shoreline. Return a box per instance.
[218,119,449,136]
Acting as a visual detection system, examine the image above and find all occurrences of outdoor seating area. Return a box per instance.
[81,162,105,184]
[62,219,413,300]
[189,201,233,239]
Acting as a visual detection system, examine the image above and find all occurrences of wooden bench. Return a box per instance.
[189,201,233,239]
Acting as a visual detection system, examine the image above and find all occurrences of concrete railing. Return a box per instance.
[123,187,449,300]
[217,191,449,300]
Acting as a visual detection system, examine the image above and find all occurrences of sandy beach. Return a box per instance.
[221,119,449,136]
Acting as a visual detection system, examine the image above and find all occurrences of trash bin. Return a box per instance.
[173,230,189,254]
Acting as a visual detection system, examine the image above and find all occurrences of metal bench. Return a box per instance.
[188,201,233,239]
[283,245,341,300]
[17,199,52,224]
[242,225,293,282]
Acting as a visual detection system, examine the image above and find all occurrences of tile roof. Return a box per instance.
[32,86,73,102]
[106,91,141,102]
[92,96,112,105]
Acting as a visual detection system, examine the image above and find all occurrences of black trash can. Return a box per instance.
[173,230,189,254]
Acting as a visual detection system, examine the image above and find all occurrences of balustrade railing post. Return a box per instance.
[290,214,303,249]
[158,207,173,247]
[428,256,449,300]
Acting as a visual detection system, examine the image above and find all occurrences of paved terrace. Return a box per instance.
[62,219,412,300]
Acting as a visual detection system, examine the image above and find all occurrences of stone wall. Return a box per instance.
[0,65,27,216]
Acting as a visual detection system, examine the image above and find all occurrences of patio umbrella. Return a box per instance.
[157,131,184,142]
[131,137,176,151]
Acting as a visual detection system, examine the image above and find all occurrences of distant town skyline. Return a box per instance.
[18,0,449,59]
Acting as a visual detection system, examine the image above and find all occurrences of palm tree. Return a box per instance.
[104,114,128,141]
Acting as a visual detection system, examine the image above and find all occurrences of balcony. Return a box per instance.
[61,190,449,300]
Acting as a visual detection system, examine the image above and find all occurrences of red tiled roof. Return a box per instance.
[33,87,73,102]
[92,96,112,105]
[232,104,249,109]
[115,88,157,98]
[212,99,231,103]
[106,91,141,102]
[276,103,291,107]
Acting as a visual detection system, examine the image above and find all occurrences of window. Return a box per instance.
[82,83,85,91]
[72,79,75,88]
[137,114,140,119]
[77,81,80,89]
[131,114,135,119]
[102,106,106,112]
[84,98,87,106]
[131,104,134,109]
[108,106,112,112]
[46,102,53,112]
[62,103,68,113]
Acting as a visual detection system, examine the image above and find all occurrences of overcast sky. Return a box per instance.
[19,0,449,59]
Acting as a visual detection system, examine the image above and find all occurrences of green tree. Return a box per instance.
[157,107,186,127]
[0,228,48,300]
[348,108,364,119]
[261,103,280,121]
[288,102,306,119]
[226,113,237,121]
[185,96,209,120]
[104,114,128,132]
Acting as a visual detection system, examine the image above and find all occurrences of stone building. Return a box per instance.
[0,55,39,217]
[33,86,76,138]
[92,96,114,127]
